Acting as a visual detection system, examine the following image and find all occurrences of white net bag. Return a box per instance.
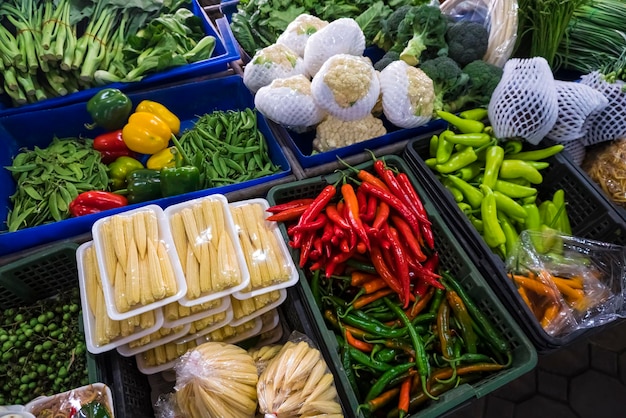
[243,44,307,93]
[303,18,365,77]
[546,80,609,142]
[311,54,379,121]
[254,75,326,131]
[379,60,434,129]
[563,139,587,166]
[488,57,558,144]
[276,14,329,57]
[579,71,626,146]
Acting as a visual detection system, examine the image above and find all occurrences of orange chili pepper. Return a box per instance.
[345,329,374,353]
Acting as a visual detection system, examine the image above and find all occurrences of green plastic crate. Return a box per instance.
[267,155,538,417]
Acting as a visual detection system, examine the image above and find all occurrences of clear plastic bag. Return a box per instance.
[256,332,343,417]
[440,0,518,67]
[505,230,626,337]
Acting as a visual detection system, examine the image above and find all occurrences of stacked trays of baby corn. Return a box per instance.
[76,195,299,374]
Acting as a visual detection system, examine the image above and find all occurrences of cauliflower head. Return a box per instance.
[243,44,307,93]
[311,54,380,121]
[313,114,387,152]
[276,14,329,57]
[303,18,366,77]
[255,75,326,130]
[379,60,434,128]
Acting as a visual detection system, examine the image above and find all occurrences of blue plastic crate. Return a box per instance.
[0,75,291,257]
[0,0,240,116]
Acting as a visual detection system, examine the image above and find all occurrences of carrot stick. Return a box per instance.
[540,302,561,329]
[510,274,558,300]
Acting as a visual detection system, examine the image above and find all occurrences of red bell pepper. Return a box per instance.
[69,191,128,217]
[93,130,137,164]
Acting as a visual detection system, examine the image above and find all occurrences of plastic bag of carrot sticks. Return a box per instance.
[505,229,626,337]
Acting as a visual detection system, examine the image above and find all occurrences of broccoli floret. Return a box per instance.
[419,56,469,112]
[445,21,490,67]
[374,50,400,71]
[373,5,413,51]
[391,5,449,67]
[443,60,503,112]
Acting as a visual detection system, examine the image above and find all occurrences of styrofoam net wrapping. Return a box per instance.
[303,18,366,77]
[311,54,379,121]
[488,57,558,144]
[255,75,326,130]
[276,14,329,57]
[243,44,307,93]
[379,60,434,129]
[563,139,586,166]
[547,80,609,142]
[579,71,626,146]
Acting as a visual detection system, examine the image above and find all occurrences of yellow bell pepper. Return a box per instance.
[122,112,171,155]
[136,100,180,135]
[146,146,176,170]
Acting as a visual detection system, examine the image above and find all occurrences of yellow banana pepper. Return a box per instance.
[147,146,176,170]
[136,100,180,135]
[122,112,171,155]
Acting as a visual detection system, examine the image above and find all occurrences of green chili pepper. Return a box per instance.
[365,363,415,402]
[457,161,483,181]
[437,110,485,133]
[349,347,393,372]
[493,190,528,219]
[457,202,473,215]
[160,166,200,197]
[552,189,572,235]
[499,160,543,184]
[443,179,464,202]
[524,161,550,170]
[539,200,559,228]
[429,288,445,315]
[497,211,518,258]
[540,224,563,254]
[504,144,564,161]
[108,156,143,190]
[446,132,492,147]
[447,175,483,209]
[374,348,399,363]
[469,215,484,233]
[125,169,162,204]
[523,202,544,253]
[482,145,505,189]
[480,185,506,249]
[338,335,361,399]
[503,140,524,155]
[459,107,488,121]
[493,179,537,198]
[521,195,537,205]
[425,158,437,168]
[86,88,133,131]
[341,313,409,339]
[429,134,439,157]
[434,147,478,174]
[436,131,456,164]
[446,290,478,354]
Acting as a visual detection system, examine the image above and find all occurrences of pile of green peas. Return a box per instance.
[0,287,89,406]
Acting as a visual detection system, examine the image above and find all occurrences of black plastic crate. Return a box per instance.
[268,155,537,417]
[104,351,155,418]
[404,138,626,352]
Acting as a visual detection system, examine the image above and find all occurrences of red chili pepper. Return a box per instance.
[391,215,427,262]
[93,130,137,164]
[299,232,316,268]
[362,194,378,223]
[333,224,346,239]
[356,241,367,254]
[326,204,351,230]
[321,222,334,243]
[293,185,336,248]
[289,213,327,234]
[357,186,367,215]
[370,244,403,300]
[398,376,412,418]
[357,167,390,191]
[68,191,128,217]
[409,265,444,290]
[372,202,390,230]
[424,252,440,274]
[267,198,314,214]
[397,172,435,249]
[341,183,370,251]
[340,237,351,253]
[360,181,422,239]
[267,205,310,222]
[413,280,430,298]
[326,248,356,278]
[378,165,432,228]
[387,226,411,308]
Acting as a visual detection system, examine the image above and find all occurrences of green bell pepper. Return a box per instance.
[108,156,143,190]
[160,166,200,197]
[126,169,162,204]
[86,88,132,131]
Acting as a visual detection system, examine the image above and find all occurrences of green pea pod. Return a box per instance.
[499,160,543,184]
[459,107,488,121]
[479,185,506,249]
[436,131,456,164]
[429,134,439,157]
[482,145,505,189]
[493,191,528,219]
[497,211,518,258]
[436,110,485,133]
[443,179,464,202]
[445,133,492,147]
[434,147,478,174]
[447,175,483,209]
[504,144,564,161]
[457,161,483,181]
[504,140,524,155]
[493,179,537,198]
